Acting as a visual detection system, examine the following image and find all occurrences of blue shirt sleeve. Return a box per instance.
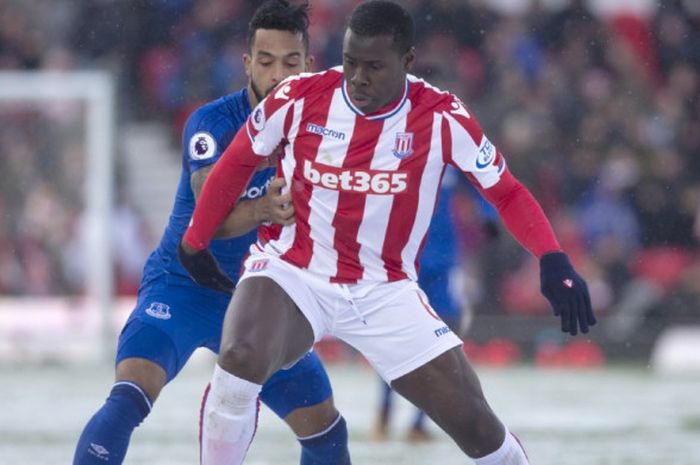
[181,101,242,174]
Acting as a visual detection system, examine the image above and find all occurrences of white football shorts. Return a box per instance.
[238,247,463,382]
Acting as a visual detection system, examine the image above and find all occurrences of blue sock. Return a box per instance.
[299,414,351,465]
[73,381,152,465]
[380,382,392,413]
[376,381,393,433]
[411,409,427,431]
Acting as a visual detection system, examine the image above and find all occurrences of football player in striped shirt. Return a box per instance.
[180,1,596,464]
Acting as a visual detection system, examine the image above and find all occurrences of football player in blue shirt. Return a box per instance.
[73,2,350,464]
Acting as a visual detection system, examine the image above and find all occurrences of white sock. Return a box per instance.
[200,364,263,465]
[473,427,529,465]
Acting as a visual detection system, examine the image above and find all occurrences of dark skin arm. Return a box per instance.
[190,165,295,240]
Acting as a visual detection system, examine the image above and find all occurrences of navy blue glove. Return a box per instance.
[177,241,234,295]
[539,252,596,336]
[482,219,500,240]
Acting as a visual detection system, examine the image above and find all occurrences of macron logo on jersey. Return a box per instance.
[306,123,346,141]
[303,159,408,195]
[434,326,451,338]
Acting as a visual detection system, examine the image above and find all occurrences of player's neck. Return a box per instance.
[247,82,262,109]
[345,78,409,118]
[371,85,405,115]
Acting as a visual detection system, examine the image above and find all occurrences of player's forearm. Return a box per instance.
[213,197,266,239]
[191,165,266,239]
[480,169,561,258]
[184,131,262,250]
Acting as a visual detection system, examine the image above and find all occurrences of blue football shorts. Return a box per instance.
[116,273,332,418]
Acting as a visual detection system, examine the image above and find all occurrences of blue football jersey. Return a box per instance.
[141,88,275,285]
[420,168,459,272]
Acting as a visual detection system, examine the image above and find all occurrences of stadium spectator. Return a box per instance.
[0,0,697,341]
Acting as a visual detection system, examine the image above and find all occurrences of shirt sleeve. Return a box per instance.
[479,168,561,258]
[442,96,506,189]
[245,76,300,156]
[182,109,233,173]
[183,125,264,250]
[441,96,560,258]
[182,78,300,250]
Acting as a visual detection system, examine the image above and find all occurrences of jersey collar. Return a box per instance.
[341,78,409,121]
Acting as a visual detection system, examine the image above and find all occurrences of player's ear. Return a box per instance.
[402,47,415,72]
[304,54,315,72]
[243,53,253,78]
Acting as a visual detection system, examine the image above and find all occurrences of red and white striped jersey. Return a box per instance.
[247,67,506,284]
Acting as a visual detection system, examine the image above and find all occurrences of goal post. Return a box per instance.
[0,71,116,361]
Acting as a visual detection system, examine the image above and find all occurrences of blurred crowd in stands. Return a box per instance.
[1,0,699,334]
[0,101,152,295]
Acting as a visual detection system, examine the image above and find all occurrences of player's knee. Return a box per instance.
[285,398,339,437]
[115,358,167,401]
[311,397,339,424]
[218,339,272,383]
[450,397,502,453]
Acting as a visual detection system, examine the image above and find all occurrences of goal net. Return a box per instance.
[0,71,117,362]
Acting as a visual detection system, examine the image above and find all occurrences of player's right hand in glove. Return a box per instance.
[177,241,234,295]
[539,252,596,336]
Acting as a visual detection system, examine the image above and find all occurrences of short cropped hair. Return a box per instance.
[248,0,310,52]
[348,1,415,53]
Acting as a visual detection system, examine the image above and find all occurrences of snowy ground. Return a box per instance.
[2,357,699,465]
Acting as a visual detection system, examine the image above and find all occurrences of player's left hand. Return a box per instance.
[482,219,500,240]
[539,252,596,336]
[177,241,234,295]
[257,177,295,226]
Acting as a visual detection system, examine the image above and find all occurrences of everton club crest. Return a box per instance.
[392,132,414,159]
[145,302,171,320]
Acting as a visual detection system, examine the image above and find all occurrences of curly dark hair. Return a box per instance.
[348,1,414,53]
[248,0,310,52]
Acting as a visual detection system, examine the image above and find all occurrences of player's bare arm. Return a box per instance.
[190,166,295,239]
